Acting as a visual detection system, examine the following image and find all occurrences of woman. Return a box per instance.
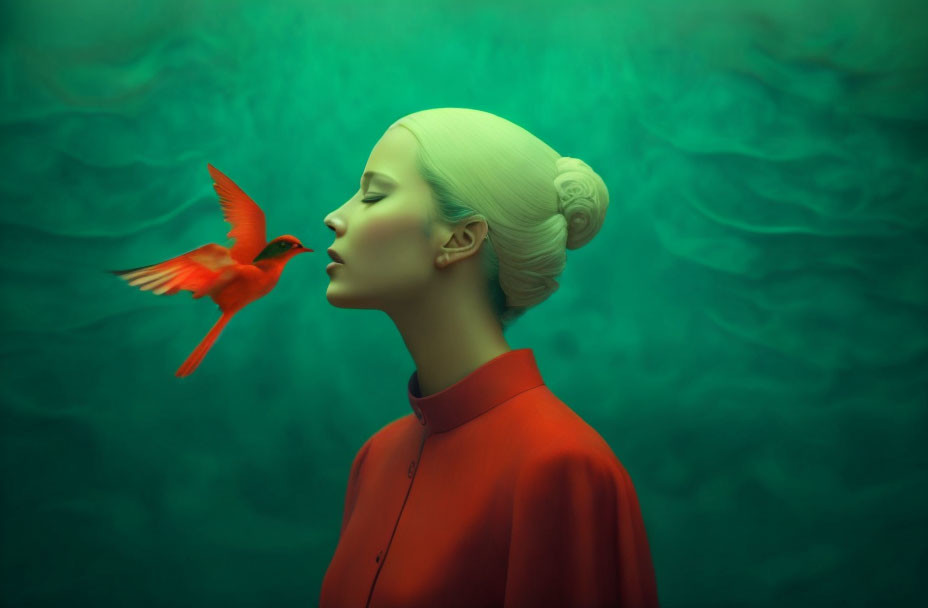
[319,108,659,608]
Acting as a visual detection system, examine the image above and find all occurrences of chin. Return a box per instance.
[325,286,378,310]
[325,288,352,308]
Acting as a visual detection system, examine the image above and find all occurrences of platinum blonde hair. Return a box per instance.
[392,108,609,331]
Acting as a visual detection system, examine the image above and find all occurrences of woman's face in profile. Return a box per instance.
[323,126,440,311]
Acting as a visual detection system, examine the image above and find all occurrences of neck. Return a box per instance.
[384,261,511,397]
[254,257,286,275]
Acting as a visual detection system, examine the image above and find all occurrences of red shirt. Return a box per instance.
[320,348,659,608]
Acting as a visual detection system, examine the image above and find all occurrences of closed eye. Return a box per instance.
[362,195,385,204]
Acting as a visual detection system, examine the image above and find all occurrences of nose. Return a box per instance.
[325,216,344,237]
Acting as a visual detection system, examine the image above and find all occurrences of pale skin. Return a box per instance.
[323,126,512,397]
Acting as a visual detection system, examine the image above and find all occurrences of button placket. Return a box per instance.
[407,460,416,478]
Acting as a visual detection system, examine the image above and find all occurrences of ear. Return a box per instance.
[436,218,489,269]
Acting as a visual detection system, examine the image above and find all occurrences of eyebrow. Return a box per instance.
[361,171,398,187]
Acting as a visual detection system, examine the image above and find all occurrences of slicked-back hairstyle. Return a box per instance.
[392,108,609,331]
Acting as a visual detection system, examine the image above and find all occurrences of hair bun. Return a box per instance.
[553,156,609,250]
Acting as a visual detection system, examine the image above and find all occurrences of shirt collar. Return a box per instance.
[407,348,544,434]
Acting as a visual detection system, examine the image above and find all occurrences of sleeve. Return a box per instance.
[338,435,373,539]
[503,448,660,608]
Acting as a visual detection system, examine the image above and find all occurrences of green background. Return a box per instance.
[2,0,926,605]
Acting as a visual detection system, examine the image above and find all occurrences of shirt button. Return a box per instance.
[375,550,383,563]
[408,460,416,478]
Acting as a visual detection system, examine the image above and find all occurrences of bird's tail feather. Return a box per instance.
[176,311,235,377]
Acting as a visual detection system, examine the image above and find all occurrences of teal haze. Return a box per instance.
[1,0,925,606]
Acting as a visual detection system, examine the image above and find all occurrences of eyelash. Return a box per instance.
[361,196,385,204]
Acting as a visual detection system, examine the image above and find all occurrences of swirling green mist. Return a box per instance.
[1,0,925,605]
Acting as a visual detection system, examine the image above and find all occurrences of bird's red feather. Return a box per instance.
[207,163,268,264]
[108,243,237,299]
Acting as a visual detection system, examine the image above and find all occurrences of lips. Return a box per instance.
[327,248,345,263]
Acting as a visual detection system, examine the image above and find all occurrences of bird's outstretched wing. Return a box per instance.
[108,243,238,299]
[207,163,268,264]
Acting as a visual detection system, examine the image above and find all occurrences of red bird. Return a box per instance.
[108,163,313,377]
